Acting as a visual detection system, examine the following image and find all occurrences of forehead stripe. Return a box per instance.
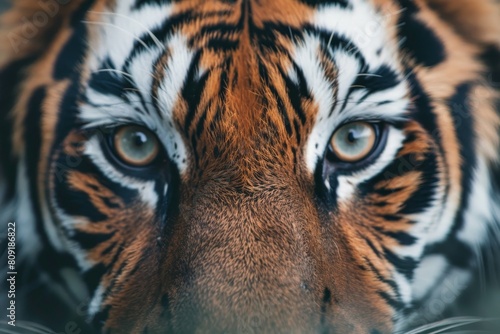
[304,26,366,68]
[347,65,401,105]
[133,0,173,10]
[286,63,312,124]
[53,0,96,80]
[88,58,126,98]
[119,10,191,73]
[299,0,351,10]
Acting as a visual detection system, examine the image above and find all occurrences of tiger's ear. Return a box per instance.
[424,0,500,47]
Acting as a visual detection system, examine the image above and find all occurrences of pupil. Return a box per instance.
[347,130,357,143]
[132,132,148,147]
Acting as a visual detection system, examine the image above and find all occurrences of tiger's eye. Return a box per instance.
[113,126,159,166]
[329,122,377,163]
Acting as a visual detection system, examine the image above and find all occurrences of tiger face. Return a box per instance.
[1,0,500,333]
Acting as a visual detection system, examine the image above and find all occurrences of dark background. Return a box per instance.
[0,1,9,12]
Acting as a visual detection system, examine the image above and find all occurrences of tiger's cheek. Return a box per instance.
[47,130,164,313]
[324,121,446,330]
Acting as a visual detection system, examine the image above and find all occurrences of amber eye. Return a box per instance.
[329,122,377,163]
[113,126,159,166]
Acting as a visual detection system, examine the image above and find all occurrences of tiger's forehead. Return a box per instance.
[80,0,408,173]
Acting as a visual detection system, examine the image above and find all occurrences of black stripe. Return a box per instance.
[206,38,239,51]
[399,151,439,215]
[265,81,293,136]
[378,290,405,310]
[320,287,332,328]
[293,118,302,143]
[84,263,107,295]
[359,150,434,205]
[25,88,46,187]
[195,107,210,140]
[314,158,339,208]
[362,235,382,258]
[54,176,108,222]
[98,257,129,307]
[448,83,476,233]
[100,242,117,256]
[0,56,38,202]
[53,0,95,80]
[480,46,500,195]
[88,58,124,98]
[70,231,115,251]
[304,27,366,70]
[24,87,57,255]
[250,22,303,53]
[379,214,401,222]
[492,151,500,196]
[364,257,400,294]
[397,0,446,67]
[19,88,82,310]
[52,80,84,175]
[121,10,194,71]
[218,58,231,102]
[480,45,500,88]
[57,153,138,204]
[405,69,444,152]
[383,247,417,281]
[349,65,401,104]
[132,0,171,10]
[374,227,417,246]
[278,65,309,125]
[182,51,207,133]
[188,22,242,49]
[422,83,477,269]
[299,0,351,9]
[424,237,473,269]
[292,62,313,101]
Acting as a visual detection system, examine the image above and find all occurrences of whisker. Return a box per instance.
[94,68,135,79]
[428,321,485,334]
[87,10,166,50]
[123,88,163,108]
[442,331,491,334]
[356,73,383,78]
[82,21,152,52]
[404,317,487,334]
[326,29,336,50]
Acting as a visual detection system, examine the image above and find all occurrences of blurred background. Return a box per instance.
[0,1,8,12]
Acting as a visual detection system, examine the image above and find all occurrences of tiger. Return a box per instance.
[1,0,500,333]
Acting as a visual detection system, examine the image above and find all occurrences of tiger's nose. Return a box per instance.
[159,183,323,332]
